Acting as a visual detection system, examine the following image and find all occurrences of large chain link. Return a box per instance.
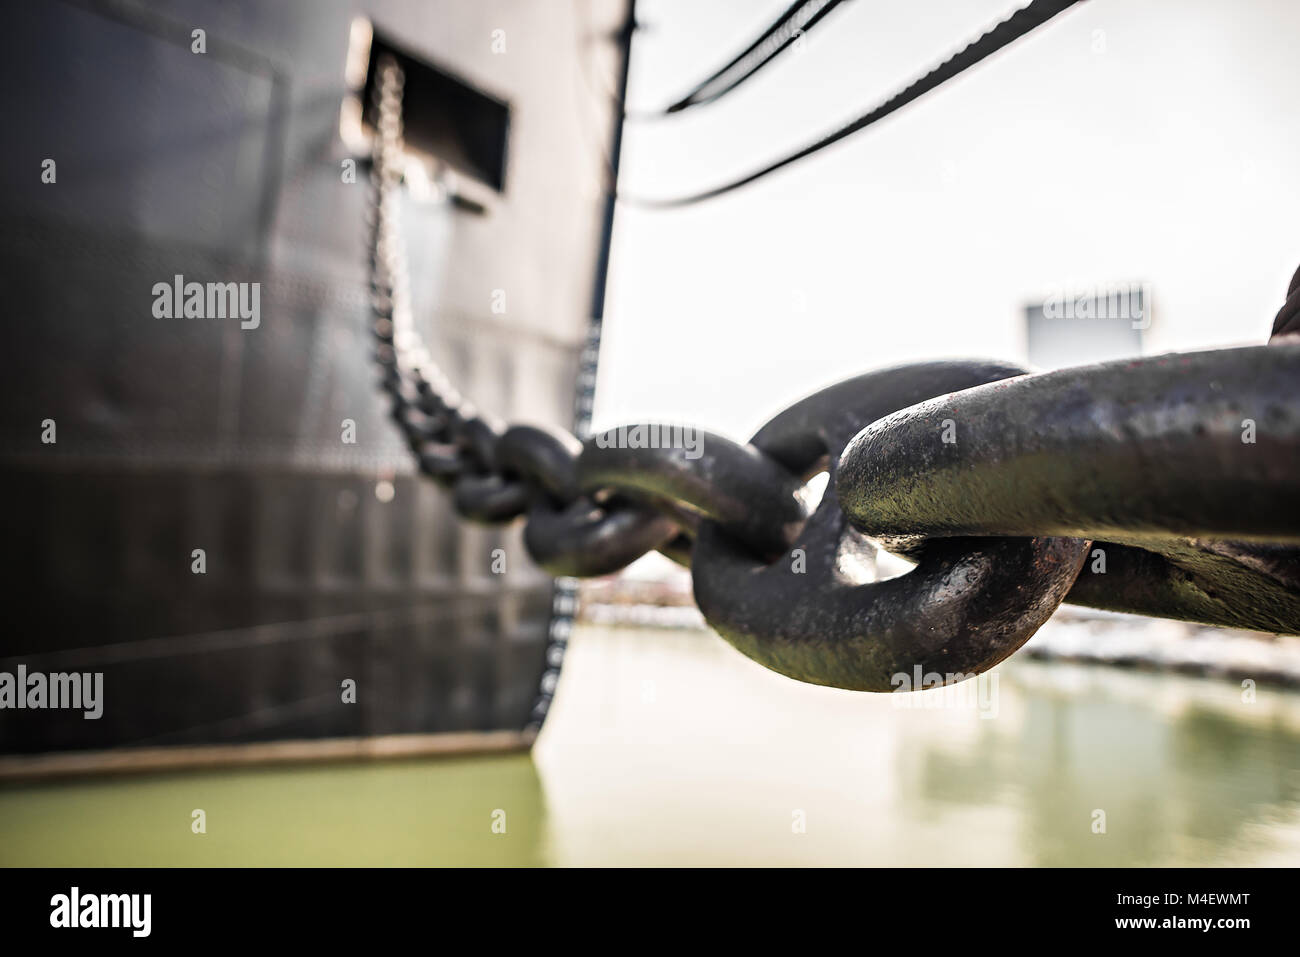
[368,58,1300,692]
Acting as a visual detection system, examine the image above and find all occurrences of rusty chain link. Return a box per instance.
[368,57,1300,693]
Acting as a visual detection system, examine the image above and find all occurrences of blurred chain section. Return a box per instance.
[1272,262,1300,340]
[368,58,1300,692]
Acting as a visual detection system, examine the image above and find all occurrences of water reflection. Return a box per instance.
[534,627,1300,866]
[1,624,1298,866]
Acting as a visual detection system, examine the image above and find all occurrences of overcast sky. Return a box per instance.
[594,0,1300,441]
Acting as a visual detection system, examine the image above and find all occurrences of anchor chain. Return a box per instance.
[367,58,1300,692]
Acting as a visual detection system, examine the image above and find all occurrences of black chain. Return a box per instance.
[368,57,1300,693]
[1273,262,1300,340]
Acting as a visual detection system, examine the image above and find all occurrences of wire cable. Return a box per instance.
[624,0,1085,208]
[645,0,850,116]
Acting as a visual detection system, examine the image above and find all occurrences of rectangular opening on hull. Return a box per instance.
[343,18,510,195]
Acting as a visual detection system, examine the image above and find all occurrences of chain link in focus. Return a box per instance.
[367,57,1300,694]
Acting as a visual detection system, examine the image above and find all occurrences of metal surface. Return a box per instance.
[375,84,1300,693]
[838,346,1300,546]
[1,0,629,756]
[1273,263,1300,340]
[690,362,1089,691]
[837,345,1300,634]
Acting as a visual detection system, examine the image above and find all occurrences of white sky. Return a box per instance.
[595,0,1300,442]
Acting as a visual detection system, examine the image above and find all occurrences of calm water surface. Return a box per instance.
[3,625,1299,866]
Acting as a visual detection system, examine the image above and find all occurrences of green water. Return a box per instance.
[3,625,1300,866]
[0,753,545,867]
